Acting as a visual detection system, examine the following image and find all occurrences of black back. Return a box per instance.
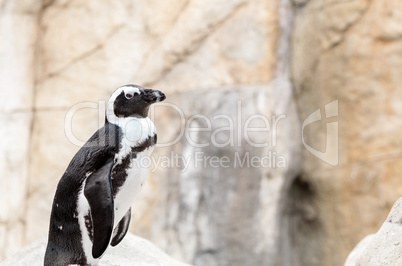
[44,122,121,265]
[84,157,114,259]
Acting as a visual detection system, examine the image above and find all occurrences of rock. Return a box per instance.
[144,84,300,266]
[292,0,402,265]
[0,233,192,266]
[344,198,402,266]
[2,0,402,265]
[23,1,294,266]
[134,0,277,91]
[355,198,402,265]
[344,234,375,266]
[25,109,99,243]
[0,0,39,259]
[0,0,39,113]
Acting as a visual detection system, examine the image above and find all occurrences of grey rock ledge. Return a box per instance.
[0,233,192,266]
[345,197,402,266]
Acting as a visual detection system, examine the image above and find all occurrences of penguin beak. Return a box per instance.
[142,89,166,103]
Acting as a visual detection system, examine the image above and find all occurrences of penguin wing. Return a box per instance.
[110,208,131,247]
[84,157,115,259]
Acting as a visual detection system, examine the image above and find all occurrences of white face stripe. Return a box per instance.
[109,86,141,103]
[106,86,141,123]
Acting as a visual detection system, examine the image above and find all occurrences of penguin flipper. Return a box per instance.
[84,157,114,259]
[111,208,131,246]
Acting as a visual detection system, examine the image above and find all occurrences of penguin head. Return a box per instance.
[106,85,165,122]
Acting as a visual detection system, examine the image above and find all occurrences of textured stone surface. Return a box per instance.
[292,0,402,265]
[136,0,278,91]
[1,0,402,265]
[0,0,39,259]
[356,198,402,265]
[22,1,288,265]
[0,0,39,113]
[345,198,402,266]
[0,233,192,266]
[35,0,278,109]
[25,108,99,244]
[344,234,375,266]
[141,85,300,266]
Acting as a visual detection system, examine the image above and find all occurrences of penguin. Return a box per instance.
[44,85,166,266]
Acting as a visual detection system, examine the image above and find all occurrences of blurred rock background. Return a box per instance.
[0,0,401,266]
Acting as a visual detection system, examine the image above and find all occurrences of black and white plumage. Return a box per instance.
[44,85,166,266]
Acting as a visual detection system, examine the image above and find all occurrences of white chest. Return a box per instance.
[112,146,154,225]
[114,117,156,164]
[112,117,156,225]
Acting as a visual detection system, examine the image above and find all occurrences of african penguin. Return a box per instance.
[44,85,166,266]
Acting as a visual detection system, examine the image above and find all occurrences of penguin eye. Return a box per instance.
[125,92,139,99]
